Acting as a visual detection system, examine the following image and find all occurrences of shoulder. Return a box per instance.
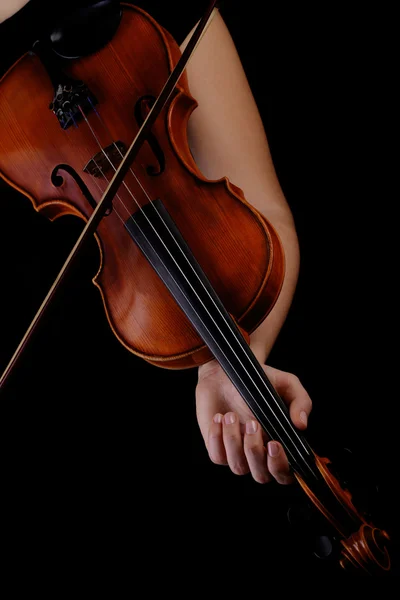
[0,0,31,24]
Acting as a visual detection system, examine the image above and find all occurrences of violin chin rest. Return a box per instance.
[48,0,122,60]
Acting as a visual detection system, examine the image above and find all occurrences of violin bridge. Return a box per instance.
[83,141,127,177]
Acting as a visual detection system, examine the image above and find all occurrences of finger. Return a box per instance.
[264,367,312,430]
[208,414,228,465]
[244,420,271,484]
[267,441,294,485]
[222,412,249,476]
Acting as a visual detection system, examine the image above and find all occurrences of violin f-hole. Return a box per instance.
[51,164,112,215]
[134,95,165,176]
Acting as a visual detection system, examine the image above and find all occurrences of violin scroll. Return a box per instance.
[295,453,391,574]
[340,525,390,574]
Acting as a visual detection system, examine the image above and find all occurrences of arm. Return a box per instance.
[0,0,30,23]
[181,12,311,484]
[182,11,299,364]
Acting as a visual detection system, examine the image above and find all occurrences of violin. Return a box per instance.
[0,1,391,574]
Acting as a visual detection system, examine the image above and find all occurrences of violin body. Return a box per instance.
[0,4,284,368]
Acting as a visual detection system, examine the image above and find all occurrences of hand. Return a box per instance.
[196,359,312,484]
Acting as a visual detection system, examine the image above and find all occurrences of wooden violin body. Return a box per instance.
[0,4,284,368]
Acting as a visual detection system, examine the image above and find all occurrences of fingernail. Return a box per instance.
[268,442,280,457]
[214,414,223,424]
[246,420,258,435]
[224,413,236,425]
[300,411,308,426]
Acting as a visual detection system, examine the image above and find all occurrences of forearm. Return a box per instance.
[249,216,299,363]
[182,12,300,365]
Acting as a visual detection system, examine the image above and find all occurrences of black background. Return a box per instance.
[0,0,399,578]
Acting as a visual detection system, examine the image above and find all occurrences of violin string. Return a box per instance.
[72,106,312,468]
[75,106,312,468]
[86,106,312,460]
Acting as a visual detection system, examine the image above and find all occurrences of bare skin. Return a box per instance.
[0,0,29,23]
[1,2,312,484]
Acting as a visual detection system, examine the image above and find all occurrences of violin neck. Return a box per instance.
[125,199,319,482]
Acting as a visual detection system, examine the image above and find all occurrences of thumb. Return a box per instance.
[195,377,229,466]
[263,365,312,431]
[195,376,222,447]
